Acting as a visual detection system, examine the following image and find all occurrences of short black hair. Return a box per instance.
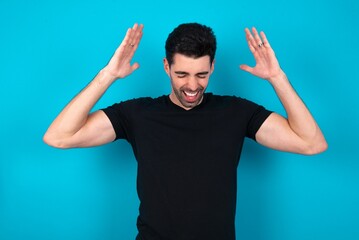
[165,23,217,66]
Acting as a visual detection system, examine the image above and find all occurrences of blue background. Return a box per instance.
[1,0,358,239]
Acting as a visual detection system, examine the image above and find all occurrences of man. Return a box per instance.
[44,23,327,240]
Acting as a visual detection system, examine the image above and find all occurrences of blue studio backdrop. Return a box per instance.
[1,0,358,239]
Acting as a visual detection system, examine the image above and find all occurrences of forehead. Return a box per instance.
[171,54,211,71]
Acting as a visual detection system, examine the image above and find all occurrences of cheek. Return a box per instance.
[170,77,183,89]
[171,76,185,85]
[198,78,210,88]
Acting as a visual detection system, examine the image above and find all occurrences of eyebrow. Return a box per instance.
[174,71,209,75]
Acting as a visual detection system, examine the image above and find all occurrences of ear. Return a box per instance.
[210,59,215,74]
[163,58,170,76]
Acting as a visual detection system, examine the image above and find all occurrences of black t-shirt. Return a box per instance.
[102,93,272,240]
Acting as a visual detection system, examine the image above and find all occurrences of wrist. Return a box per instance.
[95,68,118,87]
[268,70,287,86]
[100,68,118,83]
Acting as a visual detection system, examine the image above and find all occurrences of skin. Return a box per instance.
[240,28,327,154]
[164,54,214,110]
[43,23,327,155]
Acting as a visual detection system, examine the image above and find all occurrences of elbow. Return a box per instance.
[43,132,71,149]
[303,139,328,155]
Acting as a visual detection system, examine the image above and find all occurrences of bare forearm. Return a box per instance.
[43,23,143,148]
[242,27,327,154]
[44,69,115,140]
[269,71,326,146]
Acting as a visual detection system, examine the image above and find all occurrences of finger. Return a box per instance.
[252,27,263,47]
[260,31,271,48]
[119,23,138,50]
[129,23,144,46]
[125,24,143,60]
[118,27,133,49]
[251,27,266,58]
[245,28,257,52]
[245,28,256,54]
[126,23,138,47]
[131,62,140,72]
[245,28,263,62]
[132,24,144,50]
[239,64,253,74]
[126,24,143,51]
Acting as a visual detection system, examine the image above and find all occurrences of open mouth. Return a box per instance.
[183,90,201,102]
[183,91,199,97]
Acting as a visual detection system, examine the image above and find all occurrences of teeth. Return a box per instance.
[184,91,198,97]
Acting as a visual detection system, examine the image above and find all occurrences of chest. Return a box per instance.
[129,110,248,167]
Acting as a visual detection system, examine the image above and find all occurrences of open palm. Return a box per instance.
[104,23,144,79]
[240,27,282,81]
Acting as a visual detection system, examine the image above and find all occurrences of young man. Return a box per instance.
[44,23,327,240]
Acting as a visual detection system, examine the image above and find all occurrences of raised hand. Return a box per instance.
[43,23,144,149]
[103,23,144,80]
[240,27,282,82]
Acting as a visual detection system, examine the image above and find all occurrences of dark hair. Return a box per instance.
[165,23,217,66]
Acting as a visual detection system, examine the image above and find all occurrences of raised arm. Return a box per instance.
[43,23,144,149]
[240,27,327,155]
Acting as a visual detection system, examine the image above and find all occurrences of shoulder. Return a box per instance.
[104,95,168,113]
[206,93,261,109]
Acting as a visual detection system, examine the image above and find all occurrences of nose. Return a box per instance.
[186,76,199,91]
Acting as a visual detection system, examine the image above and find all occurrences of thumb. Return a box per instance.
[239,64,253,74]
[131,62,140,72]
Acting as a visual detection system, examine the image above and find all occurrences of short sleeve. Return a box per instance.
[245,102,272,141]
[101,102,131,141]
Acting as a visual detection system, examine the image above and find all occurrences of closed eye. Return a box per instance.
[174,71,188,78]
[197,74,207,79]
[174,71,209,78]
[196,71,209,78]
